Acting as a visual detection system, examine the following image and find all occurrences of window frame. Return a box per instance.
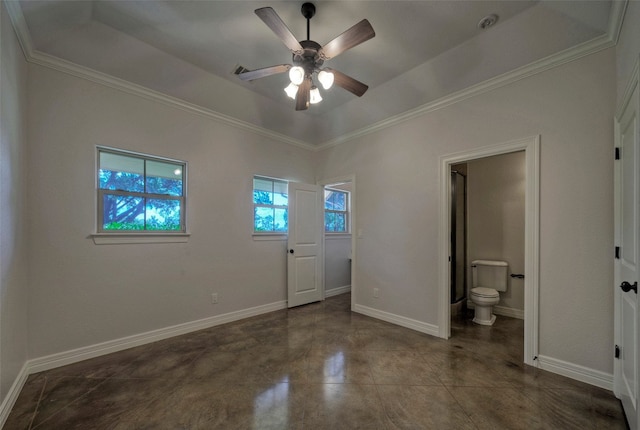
[96,146,187,235]
[324,187,350,234]
[253,175,289,235]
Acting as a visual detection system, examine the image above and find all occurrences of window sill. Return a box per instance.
[252,233,287,241]
[91,232,190,245]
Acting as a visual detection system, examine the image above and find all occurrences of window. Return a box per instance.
[325,188,349,233]
[253,176,288,233]
[97,147,186,233]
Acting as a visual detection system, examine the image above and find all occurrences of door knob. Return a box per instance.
[289,249,294,254]
[620,281,638,294]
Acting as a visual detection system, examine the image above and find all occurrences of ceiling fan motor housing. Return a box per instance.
[293,40,323,77]
[244,3,375,110]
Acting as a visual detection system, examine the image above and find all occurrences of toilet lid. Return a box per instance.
[471,287,499,298]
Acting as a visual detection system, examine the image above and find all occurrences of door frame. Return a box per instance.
[613,55,639,428]
[319,174,357,310]
[438,136,540,367]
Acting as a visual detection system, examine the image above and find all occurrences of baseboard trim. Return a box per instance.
[325,285,351,298]
[493,305,524,320]
[27,300,287,374]
[467,301,525,320]
[0,362,30,428]
[353,304,439,337]
[0,302,615,426]
[537,354,614,391]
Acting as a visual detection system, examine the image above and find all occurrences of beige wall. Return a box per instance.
[467,151,525,312]
[315,47,616,373]
[0,2,29,400]
[26,64,315,358]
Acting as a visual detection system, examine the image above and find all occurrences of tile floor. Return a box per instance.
[6,293,627,429]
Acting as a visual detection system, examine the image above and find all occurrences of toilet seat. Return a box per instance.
[471,287,499,298]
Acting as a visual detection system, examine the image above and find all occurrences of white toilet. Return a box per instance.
[470,260,508,326]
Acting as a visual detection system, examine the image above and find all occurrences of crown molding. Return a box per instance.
[316,2,627,150]
[5,0,627,153]
[31,50,315,151]
[608,0,629,45]
[4,0,33,58]
[4,2,314,152]
[316,31,618,150]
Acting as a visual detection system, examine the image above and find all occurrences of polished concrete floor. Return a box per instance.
[6,293,627,429]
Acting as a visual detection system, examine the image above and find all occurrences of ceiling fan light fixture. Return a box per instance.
[318,70,334,90]
[310,86,322,104]
[245,4,375,110]
[284,82,299,99]
[289,66,305,85]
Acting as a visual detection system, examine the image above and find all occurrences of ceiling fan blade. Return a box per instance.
[325,68,369,97]
[295,78,311,111]
[319,19,375,60]
[237,64,291,81]
[255,7,304,54]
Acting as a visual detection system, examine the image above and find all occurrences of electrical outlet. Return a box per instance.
[373,288,379,298]
[211,293,218,304]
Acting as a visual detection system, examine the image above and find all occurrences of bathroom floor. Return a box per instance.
[6,293,627,429]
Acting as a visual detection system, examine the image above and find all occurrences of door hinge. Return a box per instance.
[615,246,621,259]
[615,345,620,359]
[615,147,621,160]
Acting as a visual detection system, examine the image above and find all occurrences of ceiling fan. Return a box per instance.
[237,2,375,111]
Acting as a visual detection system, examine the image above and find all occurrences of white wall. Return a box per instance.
[315,47,616,374]
[0,1,29,400]
[26,64,315,358]
[467,151,525,313]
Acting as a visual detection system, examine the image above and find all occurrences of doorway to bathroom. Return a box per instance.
[438,136,540,367]
[450,168,467,317]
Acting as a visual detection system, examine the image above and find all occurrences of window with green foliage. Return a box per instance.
[325,188,349,233]
[253,176,288,233]
[97,148,186,233]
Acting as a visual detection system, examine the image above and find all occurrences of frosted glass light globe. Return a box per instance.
[318,70,334,90]
[289,66,305,85]
[284,83,298,99]
[310,86,322,104]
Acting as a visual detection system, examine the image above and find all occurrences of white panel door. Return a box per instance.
[615,83,640,430]
[287,182,323,308]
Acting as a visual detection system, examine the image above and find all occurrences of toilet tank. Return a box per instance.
[471,260,509,292]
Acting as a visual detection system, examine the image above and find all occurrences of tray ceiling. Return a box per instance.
[13,1,617,146]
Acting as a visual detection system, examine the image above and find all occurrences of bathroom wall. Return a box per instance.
[324,182,352,295]
[467,151,526,317]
